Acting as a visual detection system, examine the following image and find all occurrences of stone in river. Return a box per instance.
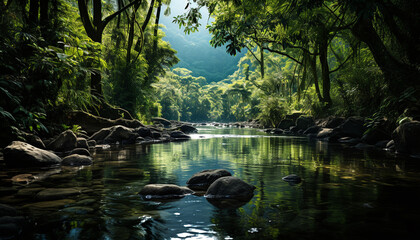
[35,188,82,200]
[205,176,255,201]
[61,154,93,166]
[187,169,232,190]
[282,174,302,184]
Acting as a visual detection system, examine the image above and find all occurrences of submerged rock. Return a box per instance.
[3,141,62,167]
[282,174,302,184]
[35,188,82,200]
[139,184,194,199]
[187,169,232,190]
[205,176,255,201]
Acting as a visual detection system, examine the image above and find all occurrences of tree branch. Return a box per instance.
[264,47,303,65]
[142,0,155,31]
[102,0,143,27]
[245,45,261,64]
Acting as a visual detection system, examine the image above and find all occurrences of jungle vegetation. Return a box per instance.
[1,0,419,136]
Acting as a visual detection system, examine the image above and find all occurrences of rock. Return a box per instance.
[104,125,137,144]
[317,117,345,128]
[22,199,75,209]
[66,148,91,157]
[62,154,93,166]
[139,184,194,199]
[47,130,77,152]
[76,138,89,149]
[187,169,232,190]
[338,137,360,145]
[392,121,420,155]
[179,124,197,134]
[205,176,255,201]
[282,174,302,184]
[3,141,62,167]
[35,188,82,200]
[336,117,366,138]
[277,119,295,130]
[20,131,45,149]
[151,117,172,127]
[151,131,162,139]
[386,140,395,149]
[170,131,191,140]
[87,140,96,147]
[16,187,45,197]
[362,129,390,145]
[285,113,303,123]
[296,116,315,131]
[303,126,321,135]
[135,127,152,138]
[90,125,137,144]
[11,174,36,184]
[272,129,284,135]
[316,128,335,138]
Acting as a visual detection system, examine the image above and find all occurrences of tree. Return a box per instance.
[77,0,144,95]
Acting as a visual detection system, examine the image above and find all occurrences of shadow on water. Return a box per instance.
[2,126,420,239]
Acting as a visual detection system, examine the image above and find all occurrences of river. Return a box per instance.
[1,126,420,239]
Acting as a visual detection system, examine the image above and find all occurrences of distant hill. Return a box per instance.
[160,0,244,83]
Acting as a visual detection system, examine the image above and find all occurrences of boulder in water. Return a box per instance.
[61,154,93,166]
[187,169,232,190]
[282,174,302,185]
[205,176,255,201]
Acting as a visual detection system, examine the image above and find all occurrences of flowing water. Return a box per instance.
[2,126,420,239]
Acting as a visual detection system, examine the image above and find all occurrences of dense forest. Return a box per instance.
[1,0,419,141]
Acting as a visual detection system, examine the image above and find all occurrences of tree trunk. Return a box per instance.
[29,0,39,24]
[259,41,264,79]
[352,17,419,98]
[309,54,323,103]
[319,36,332,106]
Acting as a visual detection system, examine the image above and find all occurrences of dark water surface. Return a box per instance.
[2,126,420,239]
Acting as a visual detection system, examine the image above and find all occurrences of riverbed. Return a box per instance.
[1,126,420,239]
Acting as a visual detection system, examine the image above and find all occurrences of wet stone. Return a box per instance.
[35,187,82,200]
[187,169,232,190]
[22,199,76,209]
[16,187,45,198]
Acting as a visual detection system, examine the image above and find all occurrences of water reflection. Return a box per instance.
[2,127,420,239]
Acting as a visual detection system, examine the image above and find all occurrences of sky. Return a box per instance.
[159,0,244,82]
